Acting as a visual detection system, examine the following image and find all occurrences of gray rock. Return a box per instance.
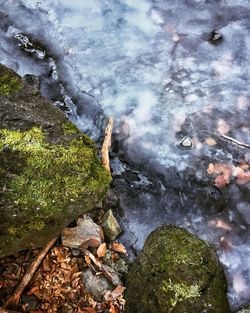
[21,295,39,311]
[0,63,111,257]
[22,74,40,95]
[208,31,223,45]
[125,225,230,313]
[103,249,129,275]
[101,264,123,286]
[82,268,113,301]
[101,209,122,242]
[62,216,103,250]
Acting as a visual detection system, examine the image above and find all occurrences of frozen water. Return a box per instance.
[0,0,250,309]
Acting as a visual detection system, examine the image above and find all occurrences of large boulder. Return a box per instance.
[0,64,111,257]
[125,225,230,313]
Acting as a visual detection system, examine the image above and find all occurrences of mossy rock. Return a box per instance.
[0,64,111,257]
[0,64,23,96]
[125,225,230,313]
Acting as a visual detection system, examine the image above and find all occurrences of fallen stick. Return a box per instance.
[2,237,57,310]
[85,249,120,285]
[101,117,114,173]
[220,134,250,149]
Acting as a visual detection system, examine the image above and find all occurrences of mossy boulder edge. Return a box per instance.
[0,64,111,257]
[125,225,230,313]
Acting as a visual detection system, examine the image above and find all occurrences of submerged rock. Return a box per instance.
[125,225,230,313]
[0,63,111,257]
[237,308,250,313]
[208,31,223,45]
[179,136,192,148]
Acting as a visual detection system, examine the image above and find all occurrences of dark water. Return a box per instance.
[0,0,250,310]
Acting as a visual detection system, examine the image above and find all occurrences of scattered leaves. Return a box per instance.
[0,219,127,313]
[109,302,117,313]
[209,218,232,231]
[110,243,127,255]
[217,119,230,135]
[207,162,250,187]
[97,243,107,258]
[205,137,217,146]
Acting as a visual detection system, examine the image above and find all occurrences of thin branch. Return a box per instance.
[2,237,57,310]
[85,249,120,285]
[220,134,250,149]
[101,117,114,173]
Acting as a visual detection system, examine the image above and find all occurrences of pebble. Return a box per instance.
[208,31,223,44]
[101,209,122,242]
[179,136,192,148]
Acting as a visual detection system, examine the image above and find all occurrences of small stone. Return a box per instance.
[208,31,223,44]
[62,215,103,250]
[103,249,129,275]
[82,268,113,301]
[71,248,81,257]
[21,295,39,311]
[101,210,122,242]
[179,136,192,148]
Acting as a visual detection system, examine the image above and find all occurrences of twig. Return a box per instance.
[2,237,57,310]
[85,249,119,285]
[220,134,250,149]
[101,117,114,173]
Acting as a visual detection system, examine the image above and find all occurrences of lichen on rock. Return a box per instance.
[0,63,111,257]
[125,225,230,313]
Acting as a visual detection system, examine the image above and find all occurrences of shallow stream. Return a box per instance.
[0,0,250,310]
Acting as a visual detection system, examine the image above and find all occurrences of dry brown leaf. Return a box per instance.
[82,308,97,313]
[27,286,40,296]
[111,251,119,262]
[220,236,233,251]
[87,294,97,308]
[233,166,250,185]
[215,174,229,188]
[109,302,117,313]
[111,242,127,255]
[240,163,249,170]
[207,163,232,187]
[97,243,107,258]
[217,119,230,135]
[111,285,126,299]
[85,255,91,265]
[205,137,217,146]
[209,219,232,231]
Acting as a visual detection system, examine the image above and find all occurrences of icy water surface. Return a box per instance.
[0,0,250,310]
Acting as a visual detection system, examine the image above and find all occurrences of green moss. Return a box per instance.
[0,127,111,237]
[63,121,81,135]
[62,121,96,149]
[0,73,23,95]
[162,279,200,309]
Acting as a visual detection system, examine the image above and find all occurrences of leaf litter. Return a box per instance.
[0,214,127,313]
